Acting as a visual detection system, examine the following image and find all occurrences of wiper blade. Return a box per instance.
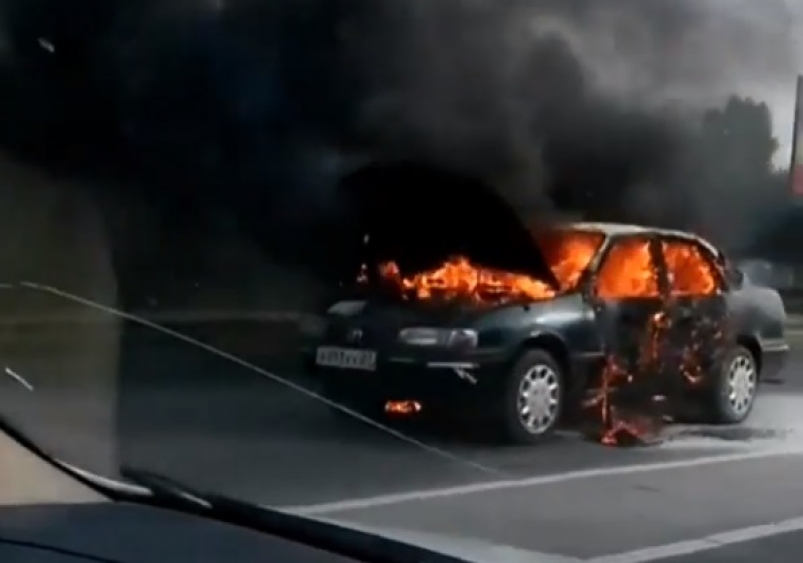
[0,414,148,500]
[121,466,464,563]
[119,467,212,510]
[0,414,466,563]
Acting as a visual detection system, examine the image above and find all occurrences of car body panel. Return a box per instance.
[725,280,789,382]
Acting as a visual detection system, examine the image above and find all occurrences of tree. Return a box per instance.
[681,96,787,254]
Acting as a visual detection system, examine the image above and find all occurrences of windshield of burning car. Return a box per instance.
[532,228,606,290]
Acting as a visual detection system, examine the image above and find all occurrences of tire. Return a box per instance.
[495,349,565,445]
[706,344,759,425]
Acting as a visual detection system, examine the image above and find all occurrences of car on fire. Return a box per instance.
[301,220,790,445]
[300,164,789,445]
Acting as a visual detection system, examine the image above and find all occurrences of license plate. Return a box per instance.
[316,347,377,371]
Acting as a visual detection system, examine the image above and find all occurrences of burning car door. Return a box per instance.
[591,235,665,358]
[586,235,669,442]
[659,237,730,387]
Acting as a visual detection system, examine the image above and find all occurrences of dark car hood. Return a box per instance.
[338,161,560,289]
[318,517,583,563]
[324,292,581,328]
[324,298,491,332]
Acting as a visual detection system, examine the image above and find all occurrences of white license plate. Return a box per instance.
[316,347,377,371]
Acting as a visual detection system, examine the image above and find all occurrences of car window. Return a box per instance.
[594,237,660,299]
[661,239,722,296]
[533,229,605,291]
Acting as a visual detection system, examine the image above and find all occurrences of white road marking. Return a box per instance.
[18,281,502,476]
[3,366,34,391]
[588,515,803,563]
[279,446,803,515]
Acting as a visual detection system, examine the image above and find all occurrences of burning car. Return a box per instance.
[301,164,789,445]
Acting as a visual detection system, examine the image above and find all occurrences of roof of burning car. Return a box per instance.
[566,221,697,239]
[563,222,720,254]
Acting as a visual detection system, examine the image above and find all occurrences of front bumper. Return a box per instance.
[302,346,511,412]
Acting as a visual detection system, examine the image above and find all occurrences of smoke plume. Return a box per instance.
[0,0,796,273]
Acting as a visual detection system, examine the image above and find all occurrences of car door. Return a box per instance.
[588,234,669,408]
[657,235,730,386]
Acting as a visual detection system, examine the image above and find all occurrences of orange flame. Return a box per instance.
[357,228,725,446]
[585,239,723,446]
[595,239,659,299]
[385,400,423,415]
[368,230,604,304]
[377,257,556,303]
[662,241,720,296]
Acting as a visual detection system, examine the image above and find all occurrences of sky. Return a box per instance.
[761,72,800,170]
[547,0,803,170]
[746,0,803,168]
[682,0,802,168]
[0,0,799,170]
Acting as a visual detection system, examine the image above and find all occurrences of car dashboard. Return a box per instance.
[0,432,357,563]
[0,501,361,563]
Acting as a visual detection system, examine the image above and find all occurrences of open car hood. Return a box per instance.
[338,161,560,289]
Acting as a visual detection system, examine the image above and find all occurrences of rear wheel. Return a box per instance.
[706,344,758,424]
[496,349,565,445]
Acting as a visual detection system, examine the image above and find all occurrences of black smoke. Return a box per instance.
[0,0,795,293]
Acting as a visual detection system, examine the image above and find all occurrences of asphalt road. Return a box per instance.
[646,529,803,563]
[2,288,803,561]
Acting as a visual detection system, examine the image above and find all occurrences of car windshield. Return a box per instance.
[532,228,606,291]
[0,4,801,563]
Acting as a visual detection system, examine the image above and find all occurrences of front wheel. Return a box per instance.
[496,349,565,445]
[706,344,759,424]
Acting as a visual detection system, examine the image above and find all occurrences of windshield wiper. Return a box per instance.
[120,466,461,563]
[0,415,462,563]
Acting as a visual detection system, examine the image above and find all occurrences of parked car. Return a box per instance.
[302,222,789,445]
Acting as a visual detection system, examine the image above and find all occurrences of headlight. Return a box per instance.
[398,327,478,348]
